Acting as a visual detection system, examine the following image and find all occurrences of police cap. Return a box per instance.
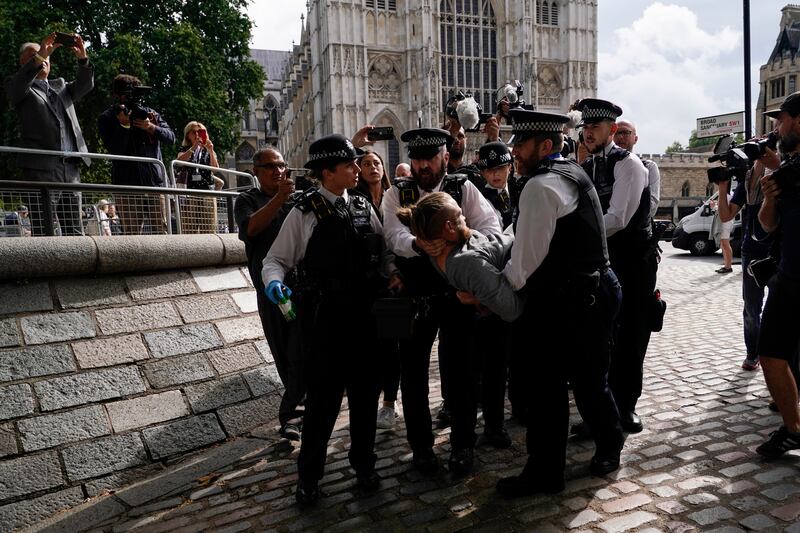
[508,109,570,144]
[400,128,454,159]
[304,134,360,170]
[476,141,512,169]
[575,98,623,125]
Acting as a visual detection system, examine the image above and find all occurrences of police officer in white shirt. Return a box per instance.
[262,134,401,505]
[577,98,653,434]
[382,127,501,476]
[498,109,623,497]
[476,141,513,229]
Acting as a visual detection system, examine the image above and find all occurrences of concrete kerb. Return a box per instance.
[26,438,273,533]
[0,235,246,280]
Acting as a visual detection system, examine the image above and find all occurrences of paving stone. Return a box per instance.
[207,343,263,374]
[598,511,657,532]
[18,405,110,451]
[0,451,63,500]
[72,333,149,369]
[761,483,800,501]
[772,501,800,522]
[215,315,264,344]
[143,354,215,388]
[720,480,757,494]
[730,495,768,511]
[175,294,239,323]
[230,291,258,313]
[0,486,84,531]
[738,514,776,531]
[0,344,76,383]
[676,475,724,490]
[0,281,52,316]
[688,506,735,526]
[96,302,182,335]
[191,267,248,292]
[105,390,189,432]
[34,366,147,410]
[602,493,653,514]
[0,423,17,458]
[55,277,129,308]
[126,272,198,301]
[254,339,274,364]
[84,463,165,496]
[144,324,223,358]
[684,492,718,505]
[0,383,34,420]
[564,509,602,529]
[21,311,95,344]
[142,414,226,459]
[657,501,688,514]
[184,375,251,413]
[0,318,20,348]
[243,365,283,396]
[62,433,148,481]
[217,394,281,435]
[753,466,796,484]
[719,462,760,477]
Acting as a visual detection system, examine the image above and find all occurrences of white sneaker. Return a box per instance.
[376,406,396,430]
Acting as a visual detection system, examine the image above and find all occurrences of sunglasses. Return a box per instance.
[254,162,287,171]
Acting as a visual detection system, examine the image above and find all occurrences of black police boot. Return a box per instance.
[412,448,439,475]
[295,479,320,505]
[481,427,512,449]
[620,412,643,433]
[448,448,474,476]
[356,469,381,493]
[589,453,621,476]
[435,401,451,428]
[496,470,565,498]
[569,422,593,440]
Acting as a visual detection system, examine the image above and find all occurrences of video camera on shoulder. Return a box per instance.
[117,84,153,122]
[769,152,800,193]
[706,131,778,185]
[445,90,491,132]
[495,80,532,118]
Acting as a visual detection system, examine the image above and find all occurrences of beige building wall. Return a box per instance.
[756,4,800,136]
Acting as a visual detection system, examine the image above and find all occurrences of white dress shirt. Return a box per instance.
[261,185,385,286]
[382,177,502,257]
[588,142,648,237]
[642,159,661,219]
[502,160,580,291]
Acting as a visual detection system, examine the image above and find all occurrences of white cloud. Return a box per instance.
[599,3,743,153]
[248,0,306,51]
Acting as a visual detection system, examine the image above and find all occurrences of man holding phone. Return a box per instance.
[4,32,94,236]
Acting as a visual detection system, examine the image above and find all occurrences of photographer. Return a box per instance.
[752,91,800,459]
[98,74,175,234]
[176,121,223,234]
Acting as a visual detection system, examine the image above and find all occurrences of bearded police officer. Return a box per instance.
[382,128,501,475]
[577,98,653,434]
[498,109,623,497]
[262,134,401,505]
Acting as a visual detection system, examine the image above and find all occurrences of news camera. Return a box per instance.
[706,132,778,185]
[445,91,491,132]
[116,84,153,122]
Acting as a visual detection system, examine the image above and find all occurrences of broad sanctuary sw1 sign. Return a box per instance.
[696,112,745,138]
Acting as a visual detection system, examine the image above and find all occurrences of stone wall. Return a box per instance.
[0,263,283,530]
[639,152,713,200]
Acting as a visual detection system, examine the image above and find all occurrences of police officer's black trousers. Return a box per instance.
[256,289,305,426]
[513,271,623,482]
[399,294,480,453]
[297,296,380,483]
[608,250,658,415]
[472,315,510,433]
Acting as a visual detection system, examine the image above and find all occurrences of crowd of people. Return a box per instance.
[3,33,224,236]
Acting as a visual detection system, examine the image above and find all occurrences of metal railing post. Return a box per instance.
[40,187,55,236]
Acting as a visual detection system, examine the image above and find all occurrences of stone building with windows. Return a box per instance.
[756,4,800,135]
[228,49,292,172]
[276,0,599,170]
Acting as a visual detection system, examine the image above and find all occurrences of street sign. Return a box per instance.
[696,112,745,138]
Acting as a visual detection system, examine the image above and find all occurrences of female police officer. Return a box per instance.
[262,134,401,505]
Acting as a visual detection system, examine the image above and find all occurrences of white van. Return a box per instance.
[671,191,742,256]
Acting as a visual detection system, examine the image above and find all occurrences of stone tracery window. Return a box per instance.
[681,181,691,197]
[439,0,497,114]
[536,1,559,26]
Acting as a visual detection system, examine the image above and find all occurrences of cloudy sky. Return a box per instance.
[247,0,789,153]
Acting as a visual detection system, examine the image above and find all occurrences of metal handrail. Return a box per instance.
[170,160,258,190]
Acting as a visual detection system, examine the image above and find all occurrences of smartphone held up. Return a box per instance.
[54,32,78,47]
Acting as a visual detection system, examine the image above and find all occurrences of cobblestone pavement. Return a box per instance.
[73,245,800,532]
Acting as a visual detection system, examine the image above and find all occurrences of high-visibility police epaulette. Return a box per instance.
[395,179,420,207]
[295,188,335,220]
[441,174,467,206]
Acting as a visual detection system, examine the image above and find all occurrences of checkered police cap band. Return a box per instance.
[512,120,564,133]
[479,151,512,167]
[407,135,448,148]
[580,107,618,122]
[308,148,354,161]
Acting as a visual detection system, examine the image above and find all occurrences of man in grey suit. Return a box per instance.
[4,32,94,236]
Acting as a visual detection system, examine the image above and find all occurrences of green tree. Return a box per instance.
[665,141,684,153]
[0,0,265,183]
[687,129,745,150]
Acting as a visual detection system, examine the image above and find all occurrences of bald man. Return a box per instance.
[395,163,411,181]
[613,120,660,218]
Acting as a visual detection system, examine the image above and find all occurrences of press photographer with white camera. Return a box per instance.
[751,91,800,459]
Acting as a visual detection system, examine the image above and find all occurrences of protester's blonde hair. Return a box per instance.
[396,192,460,241]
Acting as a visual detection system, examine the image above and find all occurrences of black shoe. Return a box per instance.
[589,454,621,476]
[569,422,593,440]
[756,426,800,460]
[768,401,779,412]
[496,474,565,497]
[435,402,451,428]
[356,470,381,492]
[412,448,439,475]
[620,412,643,433]
[481,428,512,449]
[295,480,320,505]
[280,422,301,441]
[448,448,474,476]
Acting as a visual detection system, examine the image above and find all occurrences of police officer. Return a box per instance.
[476,141,513,229]
[262,134,401,505]
[497,109,623,497]
[382,128,501,475]
[577,98,653,434]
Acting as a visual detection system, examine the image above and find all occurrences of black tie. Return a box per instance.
[334,196,348,218]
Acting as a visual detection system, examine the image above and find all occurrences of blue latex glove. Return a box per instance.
[265,280,292,305]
